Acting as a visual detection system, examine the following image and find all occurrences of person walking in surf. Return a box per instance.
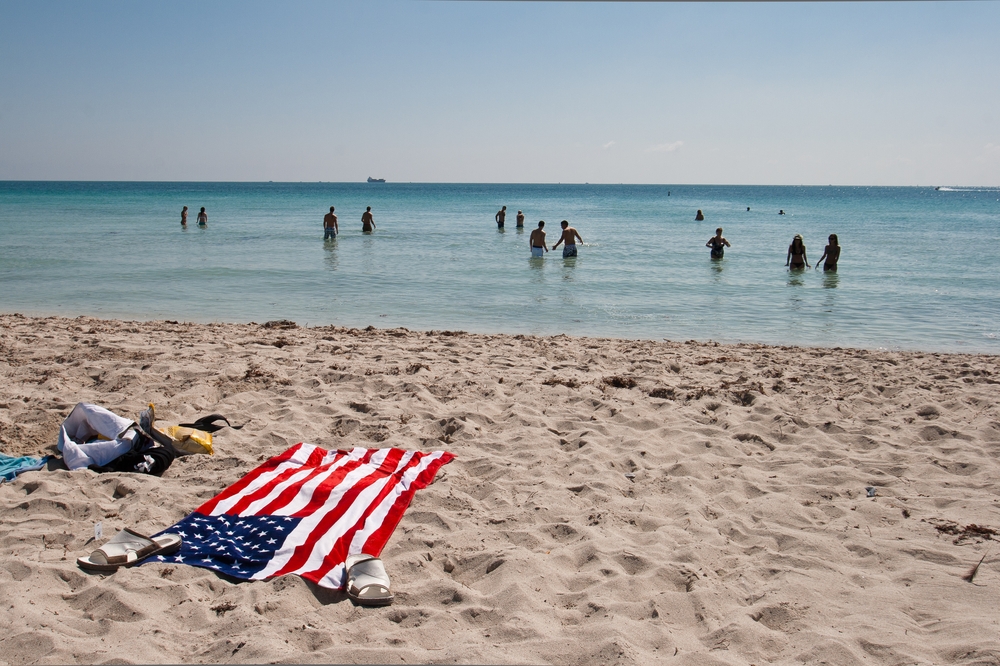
[786,234,810,269]
[706,228,731,259]
[815,234,840,272]
[362,206,376,232]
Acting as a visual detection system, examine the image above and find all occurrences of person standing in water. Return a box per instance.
[815,234,841,272]
[552,220,583,258]
[516,210,524,228]
[695,209,705,221]
[197,207,208,227]
[362,206,376,232]
[323,206,338,240]
[529,221,548,257]
[496,206,507,229]
[706,228,731,259]
[181,206,188,227]
[786,234,810,269]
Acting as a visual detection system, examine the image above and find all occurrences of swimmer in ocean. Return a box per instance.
[516,210,524,228]
[197,207,207,227]
[181,206,188,227]
[695,209,705,221]
[362,206,376,232]
[552,220,583,258]
[529,221,548,257]
[496,206,506,229]
[706,228,730,259]
[815,234,840,272]
[786,234,810,269]
[323,206,338,240]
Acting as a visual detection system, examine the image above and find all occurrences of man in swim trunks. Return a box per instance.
[496,206,506,228]
[324,206,338,240]
[529,221,548,257]
[706,228,730,259]
[362,206,376,232]
[552,220,583,258]
[516,210,524,228]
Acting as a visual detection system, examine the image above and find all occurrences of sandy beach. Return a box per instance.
[1,312,998,665]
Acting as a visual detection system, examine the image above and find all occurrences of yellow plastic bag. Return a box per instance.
[153,425,214,455]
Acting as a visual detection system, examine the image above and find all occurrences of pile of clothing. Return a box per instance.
[57,403,234,476]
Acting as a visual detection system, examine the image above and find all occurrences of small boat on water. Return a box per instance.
[367,177,386,183]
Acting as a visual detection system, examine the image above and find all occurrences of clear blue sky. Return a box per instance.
[1,1,998,185]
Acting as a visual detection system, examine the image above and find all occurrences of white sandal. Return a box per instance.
[77,528,182,572]
[345,553,394,606]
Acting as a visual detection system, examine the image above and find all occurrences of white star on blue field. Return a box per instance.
[148,513,301,579]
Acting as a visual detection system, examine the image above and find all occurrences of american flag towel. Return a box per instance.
[148,443,454,589]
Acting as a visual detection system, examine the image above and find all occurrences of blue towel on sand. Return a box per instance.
[0,453,50,483]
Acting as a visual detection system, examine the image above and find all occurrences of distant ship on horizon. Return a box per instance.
[367,177,386,183]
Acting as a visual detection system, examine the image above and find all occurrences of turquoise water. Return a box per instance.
[1,182,998,352]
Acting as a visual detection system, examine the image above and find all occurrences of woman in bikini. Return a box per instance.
[786,234,810,269]
[815,234,840,272]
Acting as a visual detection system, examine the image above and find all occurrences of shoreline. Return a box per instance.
[4,311,997,357]
[1,313,998,664]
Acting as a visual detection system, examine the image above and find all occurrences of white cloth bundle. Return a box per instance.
[57,403,136,470]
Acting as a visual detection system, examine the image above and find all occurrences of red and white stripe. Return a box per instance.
[192,443,453,589]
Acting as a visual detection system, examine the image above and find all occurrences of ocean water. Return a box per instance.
[1,181,998,353]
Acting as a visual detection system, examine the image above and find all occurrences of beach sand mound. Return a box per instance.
[1,314,999,664]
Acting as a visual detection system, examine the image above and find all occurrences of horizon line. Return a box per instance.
[2,180,997,188]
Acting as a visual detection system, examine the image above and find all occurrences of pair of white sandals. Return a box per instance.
[77,528,182,572]
[78,531,393,607]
